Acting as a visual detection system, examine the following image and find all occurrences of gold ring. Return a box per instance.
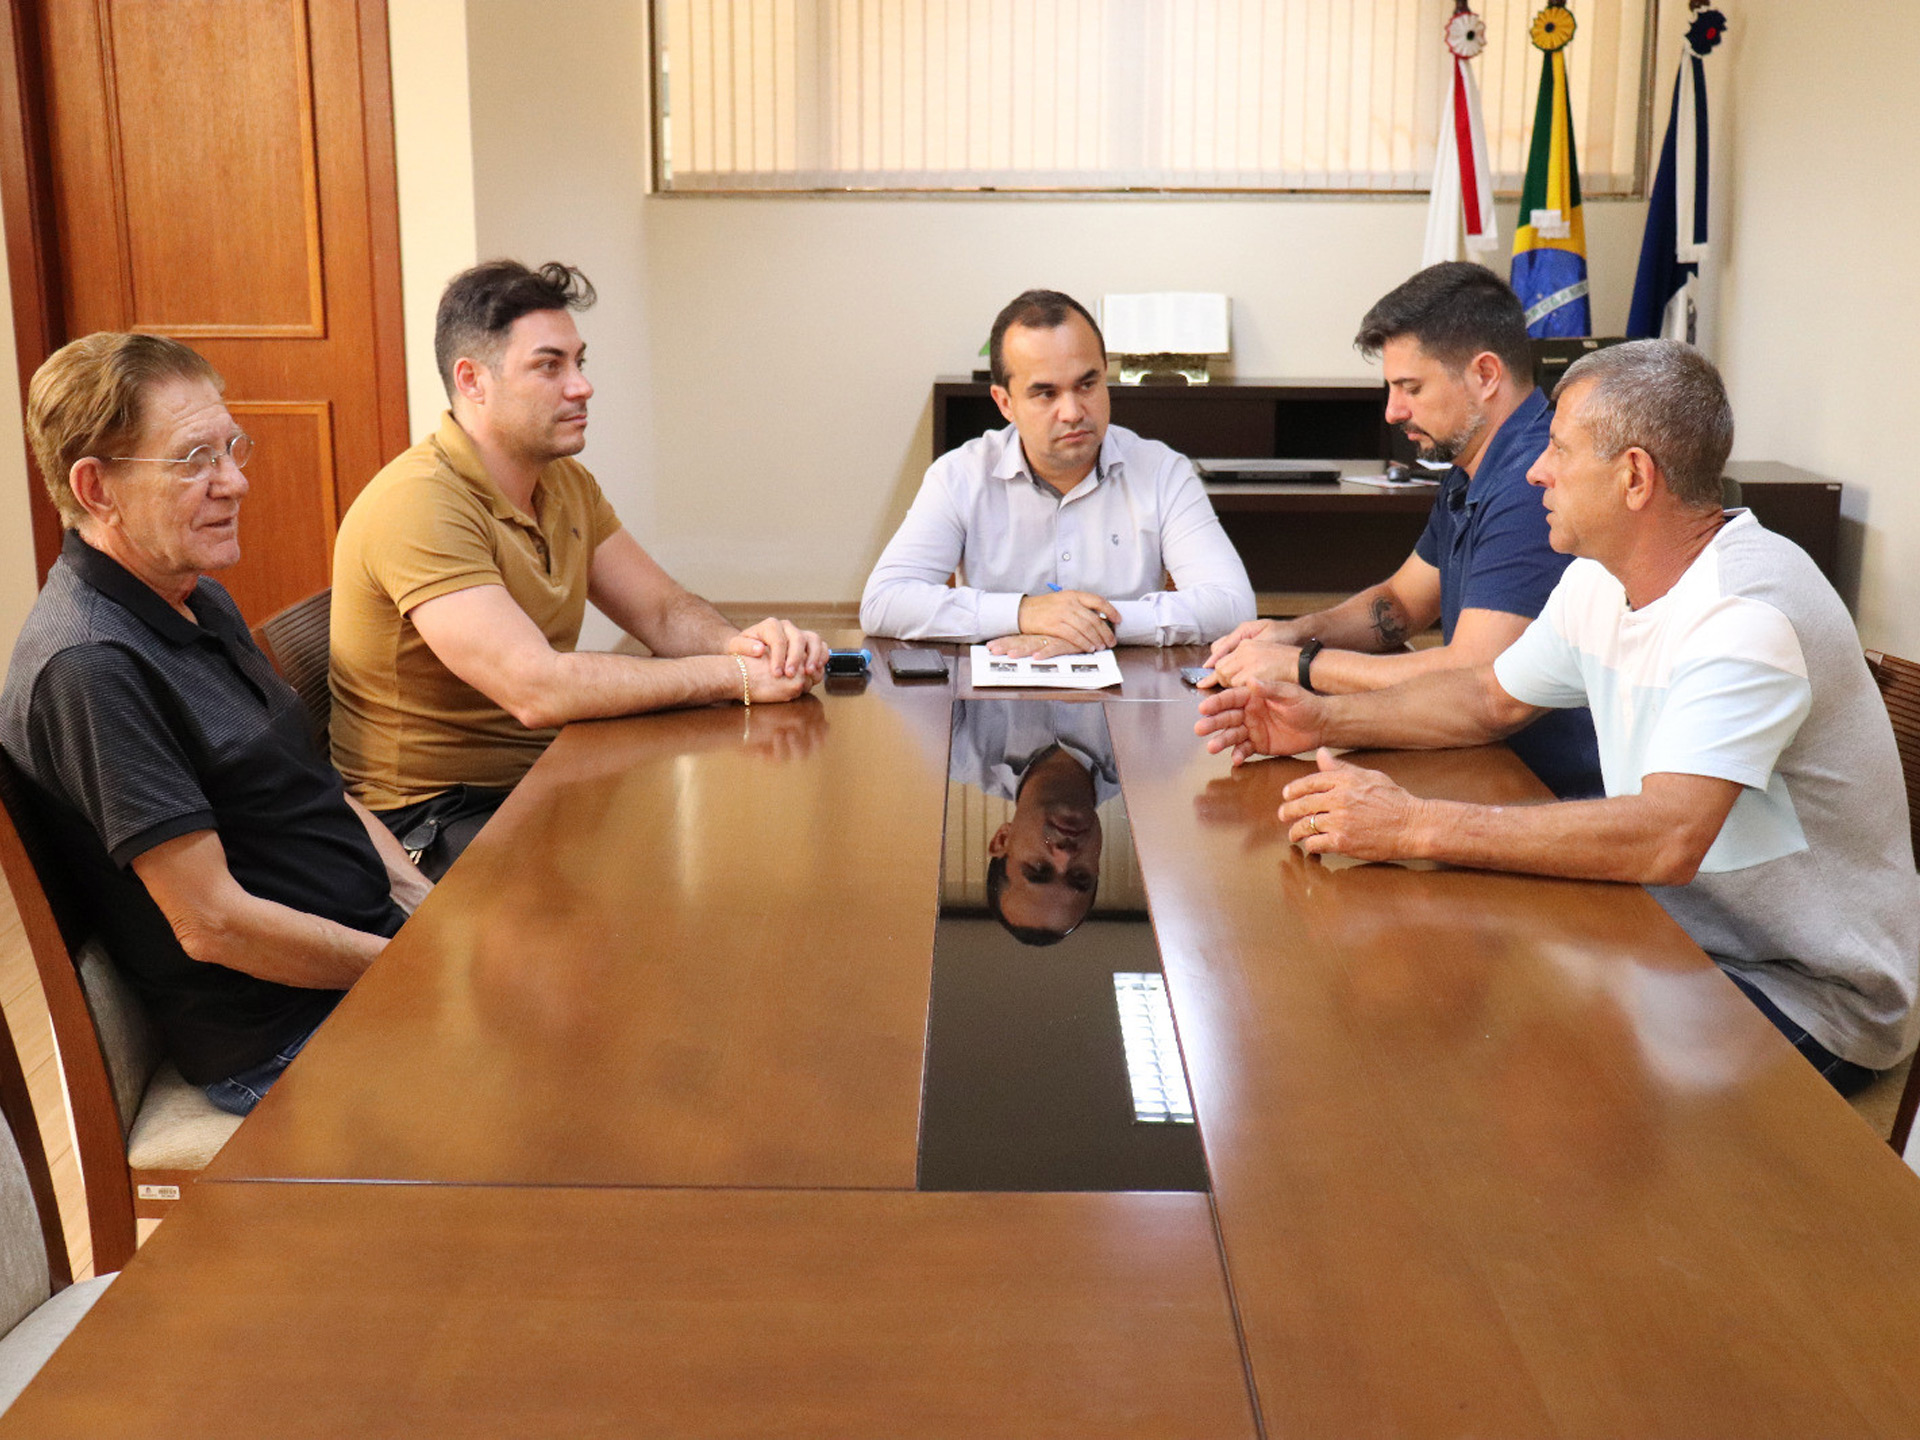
[1306,814,1320,835]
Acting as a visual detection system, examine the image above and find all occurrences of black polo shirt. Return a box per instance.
[0,533,404,1085]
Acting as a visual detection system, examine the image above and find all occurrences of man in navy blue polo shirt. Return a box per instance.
[1206,263,1601,798]
[0,333,430,1115]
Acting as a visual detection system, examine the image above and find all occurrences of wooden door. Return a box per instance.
[0,0,407,623]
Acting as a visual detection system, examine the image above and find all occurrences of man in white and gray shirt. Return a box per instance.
[1197,340,1919,1089]
[861,289,1255,655]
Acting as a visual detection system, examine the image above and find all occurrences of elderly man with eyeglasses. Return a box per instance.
[0,333,430,1116]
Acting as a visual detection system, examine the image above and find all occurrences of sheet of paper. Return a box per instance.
[969,646,1123,690]
[1344,474,1441,490]
[1100,293,1230,354]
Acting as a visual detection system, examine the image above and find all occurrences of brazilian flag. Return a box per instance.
[1510,12,1591,338]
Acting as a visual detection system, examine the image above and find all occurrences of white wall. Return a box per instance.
[1716,0,1919,654]
[464,0,657,644]
[388,0,479,443]
[456,0,1647,617]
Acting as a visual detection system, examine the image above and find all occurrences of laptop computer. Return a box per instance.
[1193,458,1345,484]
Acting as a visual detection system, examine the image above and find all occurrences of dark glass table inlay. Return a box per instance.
[917,699,1209,1193]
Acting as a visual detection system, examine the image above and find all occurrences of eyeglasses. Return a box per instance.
[105,432,254,483]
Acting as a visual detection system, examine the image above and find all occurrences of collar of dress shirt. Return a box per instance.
[991,424,1126,501]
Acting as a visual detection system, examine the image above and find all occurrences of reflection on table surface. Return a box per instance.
[207,681,958,1189]
[919,699,1207,1193]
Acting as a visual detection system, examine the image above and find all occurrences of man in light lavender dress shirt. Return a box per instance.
[861,289,1255,656]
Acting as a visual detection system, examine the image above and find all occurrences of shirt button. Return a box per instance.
[1061,551,1071,561]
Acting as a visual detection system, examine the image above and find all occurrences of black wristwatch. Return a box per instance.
[1297,638,1325,693]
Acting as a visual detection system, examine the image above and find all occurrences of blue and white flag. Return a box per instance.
[1628,9,1727,342]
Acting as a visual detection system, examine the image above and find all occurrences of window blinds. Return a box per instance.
[655,0,1650,195]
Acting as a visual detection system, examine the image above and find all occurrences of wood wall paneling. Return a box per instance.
[103,0,325,336]
[223,399,334,619]
[0,0,64,575]
[0,0,407,621]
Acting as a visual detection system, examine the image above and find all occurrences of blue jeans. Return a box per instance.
[203,1012,331,1116]
[1723,968,1878,1098]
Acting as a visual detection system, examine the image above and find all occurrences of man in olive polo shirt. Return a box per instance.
[331,261,827,876]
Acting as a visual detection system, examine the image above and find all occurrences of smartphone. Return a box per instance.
[888,648,950,680]
[1179,666,1215,687]
[825,648,872,678]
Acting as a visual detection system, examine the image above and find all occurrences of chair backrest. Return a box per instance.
[1865,651,1920,868]
[0,753,153,1272]
[1864,650,1920,1156]
[72,942,160,1144]
[0,964,70,1335]
[255,587,333,752]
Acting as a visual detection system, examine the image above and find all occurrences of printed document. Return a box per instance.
[969,646,1123,691]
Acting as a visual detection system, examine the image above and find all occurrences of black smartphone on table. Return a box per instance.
[888,648,950,680]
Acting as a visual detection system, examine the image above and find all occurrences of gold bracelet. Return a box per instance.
[732,654,752,708]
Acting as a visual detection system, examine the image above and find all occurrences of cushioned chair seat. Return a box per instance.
[0,1273,113,1414]
[124,1065,242,1172]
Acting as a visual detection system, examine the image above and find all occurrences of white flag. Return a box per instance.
[1423,56,1499,268]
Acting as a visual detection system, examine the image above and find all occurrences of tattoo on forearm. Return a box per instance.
[1370,596,1410,649]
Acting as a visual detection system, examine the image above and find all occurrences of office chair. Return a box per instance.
[0,938,114,1413]
[254,586,334,750]
[1865,650,1920,1155]
[0,754,240,1275]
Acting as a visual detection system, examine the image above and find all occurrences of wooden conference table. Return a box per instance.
[8,642,1920,1437]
